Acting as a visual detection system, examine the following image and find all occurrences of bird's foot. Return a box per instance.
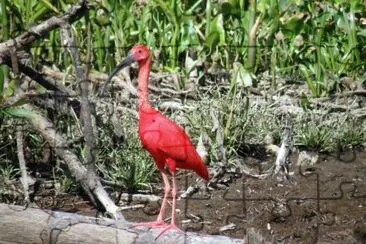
[155,224,183,239]
[133,220,167,228]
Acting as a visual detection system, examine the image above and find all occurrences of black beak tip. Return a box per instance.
[97,54,135,97]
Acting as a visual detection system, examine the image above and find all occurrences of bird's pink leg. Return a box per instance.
[155,170,183,239]
[133,171,170,228]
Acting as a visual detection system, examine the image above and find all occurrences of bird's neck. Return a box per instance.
[137,58,153,112]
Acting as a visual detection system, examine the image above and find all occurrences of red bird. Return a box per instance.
[100,44,209,238]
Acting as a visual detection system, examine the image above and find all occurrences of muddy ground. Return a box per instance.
[34,150,366,243]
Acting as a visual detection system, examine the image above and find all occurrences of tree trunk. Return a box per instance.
[0,203,245,244]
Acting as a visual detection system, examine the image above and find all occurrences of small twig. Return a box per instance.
[115,105,138,118]
[4,58,73,94]
[210,108,227,163]
[273,114,293,179]
[310,98,359,112]
[16,127,30,204]
[337,89,366,97]
[11,43,30,205]
[158,101,182,111]
[180,178,206,199]
[119,204,145,211]
[241,166,271,179]
[118,193,161,203]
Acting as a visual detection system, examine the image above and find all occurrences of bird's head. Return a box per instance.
[98,44,150,97]
[129,44,150,63]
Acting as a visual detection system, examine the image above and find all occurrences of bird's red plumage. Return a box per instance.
[138,106,209,181]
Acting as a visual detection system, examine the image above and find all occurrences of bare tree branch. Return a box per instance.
[273,115,293,180]
[60,21,96,174]
[16,127,30,204]
[57,22,125,220]
[22,104,124,220]
[10,40,30,205]
[4,57,75,95]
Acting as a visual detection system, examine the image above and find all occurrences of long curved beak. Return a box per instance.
[98,53,135,97]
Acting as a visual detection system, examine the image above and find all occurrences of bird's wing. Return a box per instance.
[156,115,194,163]
[140,112,208,180]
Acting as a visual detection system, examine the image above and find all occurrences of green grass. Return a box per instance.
[335,118,365,151]
[2,0,364,94]
[175,90,283,162]
[96,108,158,193]
[294,113,365,152]
[97,147,156,194]
[0,160,19,185]
[295,119,333,151]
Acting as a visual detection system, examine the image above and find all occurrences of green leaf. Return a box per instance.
[1,106,36,119]
[0,66,4,94]
[233,62,252,88]
[205,14,225,50]
[179,17,200,53]
[357,29,366,37]
[3,79,15,98]
[221,1,241,17]
[205,31,220,50]
[282,14,304,35]
[300,64,318,97]
[40,0,60,14]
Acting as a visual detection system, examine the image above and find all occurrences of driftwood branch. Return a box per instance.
[16,127,30,204]
[210,108,227,163]
[3,57,73,94]
[60,21,97,177]
[273,115,293,179]
[22,104,123,220]
[0,203,244,244]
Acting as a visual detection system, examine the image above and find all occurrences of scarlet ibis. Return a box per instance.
[100,44,209,238]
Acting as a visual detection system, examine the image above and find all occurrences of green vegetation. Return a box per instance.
[1,0,364,88]
[294,113,365,152]
[0,161,19,185]
[0,0,365,199]
[96,111,157,193]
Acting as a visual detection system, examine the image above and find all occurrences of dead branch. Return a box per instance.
[210,108,227,163]
[273,115,293,180]
[16,127,30,204]
[10,43,30,205]
[60,21,97,177]
[41,66,138,96]
[22,104,124,220]
[4,57,74,95]
[0,203,245,244]
[336,89,366,97]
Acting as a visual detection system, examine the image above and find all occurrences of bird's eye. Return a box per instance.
[138,50,142,53]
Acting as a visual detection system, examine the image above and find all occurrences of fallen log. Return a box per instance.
[0,203,245,244]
